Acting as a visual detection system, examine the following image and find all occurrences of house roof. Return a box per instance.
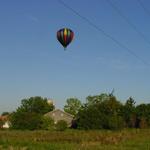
[0,115,9,121]
[45,109,74,118]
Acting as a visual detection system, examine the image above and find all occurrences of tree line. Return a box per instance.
[1,93,150,130]
[66,94,150,130]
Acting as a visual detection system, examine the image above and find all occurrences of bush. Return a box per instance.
[41,116,54,130]
[55,120,67,131]
[107,116,124,130]
[10,112,43,130]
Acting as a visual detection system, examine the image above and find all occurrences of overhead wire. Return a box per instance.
[106,0,150,46]
[57,0,150,66]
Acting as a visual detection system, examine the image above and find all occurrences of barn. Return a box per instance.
[44,109,74,127]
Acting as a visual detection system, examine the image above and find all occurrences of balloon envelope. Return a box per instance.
[57,28,74,49]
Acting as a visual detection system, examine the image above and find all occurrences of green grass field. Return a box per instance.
[0,129,150,150]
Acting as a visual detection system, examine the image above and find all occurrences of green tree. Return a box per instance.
[86,93,109,106]
[77,94,124,130]
[136,103,150,128]
[10,111,43,130]
[18,96,54,114]
[10,96,54,130]
[64,98,82,116]
[121,97,136,128]
[77,104,106,129]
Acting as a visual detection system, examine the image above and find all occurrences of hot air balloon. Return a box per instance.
[57,28,74,50]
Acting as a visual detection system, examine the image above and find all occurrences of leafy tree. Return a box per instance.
[102,95,123,116]
[10,96,54,130]
[64,98,82,116]
[121,97,136,128]
[86,93,109,106]
[125,97,136,107]
[77,93,124,130]
[11,112,55,130]
[18,96,54,114]
[136,103,150,128]
[77,104,107,129]
[98,95,124,129]
[10,111,43,130]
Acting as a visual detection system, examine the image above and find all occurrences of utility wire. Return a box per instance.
[106,0,150,46]
[57,0,149,66]
[136,0,150,17]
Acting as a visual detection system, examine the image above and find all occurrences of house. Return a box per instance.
[44,109,74,127]
[0,115,10,129]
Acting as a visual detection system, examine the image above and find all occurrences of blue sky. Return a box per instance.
[0,0,150,113]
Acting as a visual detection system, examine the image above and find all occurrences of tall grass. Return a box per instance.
[0,129,149,150]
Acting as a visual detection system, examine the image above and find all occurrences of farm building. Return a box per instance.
[44,109,74,127]
[0,115,10,128]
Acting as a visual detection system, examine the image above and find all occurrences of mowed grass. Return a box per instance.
[0,129,150,150]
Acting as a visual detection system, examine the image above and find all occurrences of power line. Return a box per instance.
[136,0,150,17]
[106,0,150,46]
[57,0,149,66]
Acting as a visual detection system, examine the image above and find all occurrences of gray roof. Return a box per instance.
[44,109,74,127]
[45,109,74,118]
